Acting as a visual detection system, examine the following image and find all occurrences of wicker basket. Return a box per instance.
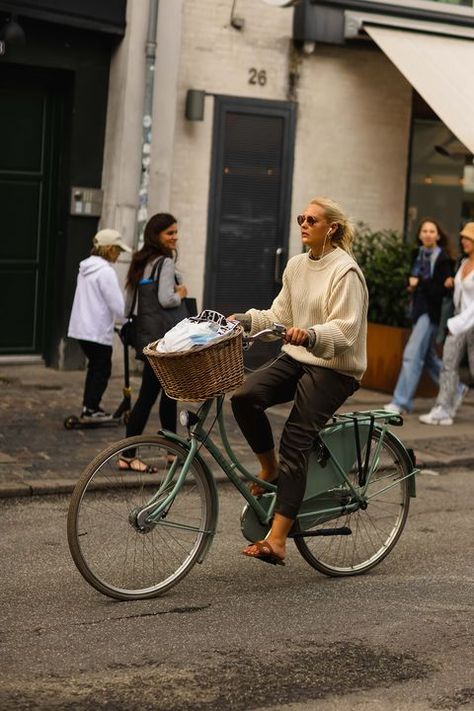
[143,325,244,401]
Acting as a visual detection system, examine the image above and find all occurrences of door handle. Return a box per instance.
[274,247,284,284]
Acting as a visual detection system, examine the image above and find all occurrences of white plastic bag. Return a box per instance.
[156,319,222,353]
[155,310,240,353]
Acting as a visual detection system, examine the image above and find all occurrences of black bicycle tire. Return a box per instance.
[67,434,215,600]
[294,428,411,577]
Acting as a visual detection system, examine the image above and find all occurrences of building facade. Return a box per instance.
[1,0,473,366]
[0,0,126,366]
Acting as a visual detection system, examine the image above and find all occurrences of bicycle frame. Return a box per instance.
[140,396,275,527]
[297,410,417,531]
[137,396,418,540]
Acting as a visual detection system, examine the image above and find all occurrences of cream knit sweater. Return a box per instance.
[247,247,368,381]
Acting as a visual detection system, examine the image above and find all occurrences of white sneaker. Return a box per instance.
[419,406,453,426]
[453,384,469,414]
[384,402,405,415]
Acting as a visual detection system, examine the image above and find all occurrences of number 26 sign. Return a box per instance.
[248,68,267,86]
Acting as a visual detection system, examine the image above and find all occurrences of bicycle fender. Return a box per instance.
[158,430,219,561]
[383,429,418,498]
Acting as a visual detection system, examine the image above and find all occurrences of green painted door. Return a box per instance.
[0,68,64,355]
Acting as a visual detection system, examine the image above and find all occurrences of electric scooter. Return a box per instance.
[64,330,132,430]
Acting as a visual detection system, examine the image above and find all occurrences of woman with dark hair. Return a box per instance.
[385,218,453,415]
[119,213,187,473]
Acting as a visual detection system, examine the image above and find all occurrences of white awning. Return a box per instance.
[357,23,474,154]
[345,10,474,40]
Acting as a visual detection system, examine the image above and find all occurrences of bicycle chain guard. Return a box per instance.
[240,494,274,543]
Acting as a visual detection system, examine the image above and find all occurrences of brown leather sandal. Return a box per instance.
[118,457,158,474]
[242,540,285,566]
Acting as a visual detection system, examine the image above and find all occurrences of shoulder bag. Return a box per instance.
[134,257,189,359]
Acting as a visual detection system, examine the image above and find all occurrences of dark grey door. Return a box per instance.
[205,97,296,319]
[0,67,66,355]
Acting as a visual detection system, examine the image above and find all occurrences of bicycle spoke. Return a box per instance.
[68,436,214,599]
[295,429,411,576]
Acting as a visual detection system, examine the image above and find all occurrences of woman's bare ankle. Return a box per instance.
[258,468,277,482]
[256,450,278,480]
[264,535,286,557]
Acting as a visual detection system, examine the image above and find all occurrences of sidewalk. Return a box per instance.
[0,362,472,498]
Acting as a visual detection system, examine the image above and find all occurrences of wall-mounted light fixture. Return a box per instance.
[185,90,208,121]
[230,0,245,30]
[0,14,26,52]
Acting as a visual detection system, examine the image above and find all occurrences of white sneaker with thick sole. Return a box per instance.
[384,402,406,415]
[419,406,453,426]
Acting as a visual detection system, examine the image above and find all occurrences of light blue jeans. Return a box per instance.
[391,313,441,412]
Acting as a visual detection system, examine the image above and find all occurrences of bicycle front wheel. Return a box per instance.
[67,435,215,600]
[294,429,411,576]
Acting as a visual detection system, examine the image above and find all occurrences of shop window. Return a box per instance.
[406,93,474,252]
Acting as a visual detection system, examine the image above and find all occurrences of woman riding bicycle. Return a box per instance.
[230,197,368,566]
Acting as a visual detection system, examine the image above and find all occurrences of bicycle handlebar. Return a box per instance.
[242,322,287,344]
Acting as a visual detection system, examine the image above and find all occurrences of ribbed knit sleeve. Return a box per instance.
[310,270,366,359]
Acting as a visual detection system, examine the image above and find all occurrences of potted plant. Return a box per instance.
[353,224,437,395]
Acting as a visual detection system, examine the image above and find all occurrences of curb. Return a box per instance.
[1,456,472,500]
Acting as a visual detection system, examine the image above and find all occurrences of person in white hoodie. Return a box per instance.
[68,229,130,421]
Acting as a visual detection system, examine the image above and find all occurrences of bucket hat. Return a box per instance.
[460,223,474,242]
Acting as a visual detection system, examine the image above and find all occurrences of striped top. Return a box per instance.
[247,247,368,381]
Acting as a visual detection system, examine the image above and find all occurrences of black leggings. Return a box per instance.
[231,354,358,520]
[124,360,177,457]
[78,340,112,411]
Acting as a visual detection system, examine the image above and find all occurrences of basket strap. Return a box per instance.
[149,256,165,281]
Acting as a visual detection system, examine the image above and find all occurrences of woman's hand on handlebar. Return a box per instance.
[284,327,310,347]
[175,284,188,298]
[227,313,252,331]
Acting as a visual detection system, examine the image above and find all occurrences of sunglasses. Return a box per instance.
[296,214,318,227]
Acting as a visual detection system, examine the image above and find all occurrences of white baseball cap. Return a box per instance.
[93,228,132,252]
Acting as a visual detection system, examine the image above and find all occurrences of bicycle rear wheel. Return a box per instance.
[294,429,411,576]
[67,435,215,600]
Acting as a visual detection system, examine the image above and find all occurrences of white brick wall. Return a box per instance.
[290,44,412,256]
[165,2,412,304]
[102,0,412,314]
[165,0,294,308]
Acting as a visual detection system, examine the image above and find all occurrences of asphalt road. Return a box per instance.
[1,468,473,711]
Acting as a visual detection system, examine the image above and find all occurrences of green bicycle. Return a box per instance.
[67,325,418,601]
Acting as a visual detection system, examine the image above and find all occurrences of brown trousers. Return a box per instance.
[231,354,359,519]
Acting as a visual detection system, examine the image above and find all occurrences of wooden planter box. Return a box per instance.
[361,322,438,397]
